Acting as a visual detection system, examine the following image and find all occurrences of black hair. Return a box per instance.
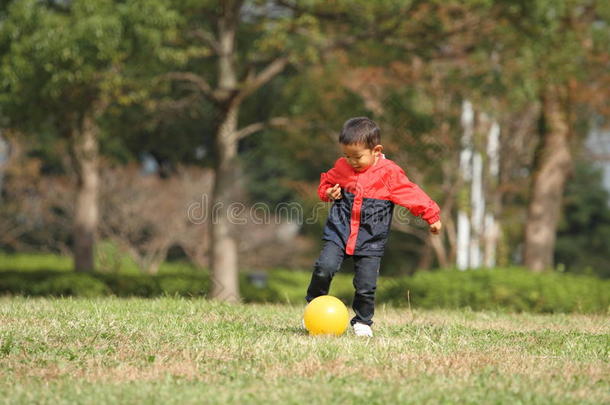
[339,117,381,149]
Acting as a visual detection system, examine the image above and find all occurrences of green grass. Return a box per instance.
[0,298,608,404]
[0,252,73,273]
[0,250,201,275]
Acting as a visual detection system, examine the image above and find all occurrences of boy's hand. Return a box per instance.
[430,220,442,235]
[326,183,342,200]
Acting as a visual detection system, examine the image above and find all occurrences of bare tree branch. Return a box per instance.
[161,72,218,103]
[157,93,201,112]
[236,56,289,103]
[235,117,291,140]
[190,28,221,54]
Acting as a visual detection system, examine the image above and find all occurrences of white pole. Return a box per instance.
[484,120,500,267]
[457,100,474,270]
[470,152,484,268]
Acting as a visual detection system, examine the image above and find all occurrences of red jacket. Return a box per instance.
[318,155,440,256]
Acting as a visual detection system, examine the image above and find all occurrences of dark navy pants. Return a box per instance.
[305,240,381,326]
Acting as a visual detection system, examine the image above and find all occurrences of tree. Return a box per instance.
[159,0,424,300]
[490,0,610,271]
[0,0,177,271]
[555,160,610,278]
[157,1,297,301]
[238,1,499,272]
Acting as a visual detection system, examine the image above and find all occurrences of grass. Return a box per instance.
[0,252,74,273]
[0,298,608,404]
[0,250,201,275]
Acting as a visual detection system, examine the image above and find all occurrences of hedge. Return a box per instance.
[0,268,608,314]
[0,271,209,298]
[376,269,610,313]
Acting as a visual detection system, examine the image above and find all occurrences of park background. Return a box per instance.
[0,1,609,403]
[1,0,609,306]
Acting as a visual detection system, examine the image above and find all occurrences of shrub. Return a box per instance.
[0,264,608,314]
[100,274,161,297]
[157,275,208,297]
[377,268,610,313]
[32,273,110,297]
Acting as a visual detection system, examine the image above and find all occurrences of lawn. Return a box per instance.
[0,297,608,404]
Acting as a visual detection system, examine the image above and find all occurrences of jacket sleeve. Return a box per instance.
[318,159,342,202]
[388,167,440,224]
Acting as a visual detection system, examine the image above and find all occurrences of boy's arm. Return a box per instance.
[318,159,342,202]
[388,167,440,225]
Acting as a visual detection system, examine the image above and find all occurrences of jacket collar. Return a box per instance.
[363,153,390,173]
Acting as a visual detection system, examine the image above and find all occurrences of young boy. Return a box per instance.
[305,117,442,337]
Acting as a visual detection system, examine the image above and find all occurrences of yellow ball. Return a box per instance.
[303,295,349,336]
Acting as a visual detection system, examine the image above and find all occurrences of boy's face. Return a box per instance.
[341,143,383,172]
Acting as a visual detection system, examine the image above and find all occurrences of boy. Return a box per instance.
[305,117,442,337]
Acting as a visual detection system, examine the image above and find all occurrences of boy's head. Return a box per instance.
[339,117,383,172]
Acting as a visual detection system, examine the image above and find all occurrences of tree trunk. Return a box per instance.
[70,113,99,273]
[430,234,448,268]
[523,85,572,272]
[416,238,433,270]
[209,0,242,302]
[210,106,241,302]
[0,130,9,202]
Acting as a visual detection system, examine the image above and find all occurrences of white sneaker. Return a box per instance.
[352,322,373,337]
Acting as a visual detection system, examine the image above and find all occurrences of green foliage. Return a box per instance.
[0,270,209,298]
[555,161,610,278]
[0,256,607,313]
[378,268,609,313]
[32,273,110,297]
[488,0,610,105]
[0,0,178,129]
[156,275,208,296]
[261,267,609,314]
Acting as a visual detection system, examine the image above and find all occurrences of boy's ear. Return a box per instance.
[373,145,383,154]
